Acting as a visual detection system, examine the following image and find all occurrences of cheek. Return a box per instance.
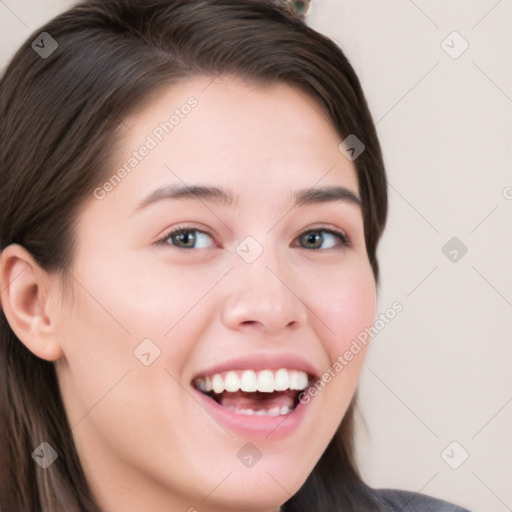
[56,249,220,411]
[297,259,376,416]
[292,261,375,465]
[55,255,206,469]
[63,247,211,343]
[315,261,376,358]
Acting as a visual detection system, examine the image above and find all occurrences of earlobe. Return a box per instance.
[0,244,63,362]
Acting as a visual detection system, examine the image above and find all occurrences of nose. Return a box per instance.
[221,250,308,335]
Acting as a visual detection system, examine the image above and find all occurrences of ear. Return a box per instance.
[0,244,63,361]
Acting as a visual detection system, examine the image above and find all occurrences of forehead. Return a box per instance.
[107,75,359,209]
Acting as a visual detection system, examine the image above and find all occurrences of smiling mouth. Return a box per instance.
[192,368,310,417]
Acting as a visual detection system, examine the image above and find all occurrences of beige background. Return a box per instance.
[1,1,511,511]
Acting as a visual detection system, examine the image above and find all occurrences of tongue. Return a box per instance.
[217,390,296,412]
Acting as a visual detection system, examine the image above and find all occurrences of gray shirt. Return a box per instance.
[374,488,471,511]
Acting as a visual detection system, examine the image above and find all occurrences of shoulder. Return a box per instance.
[371,488,472,512]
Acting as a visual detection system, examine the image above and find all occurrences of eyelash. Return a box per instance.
[155,225,351,250]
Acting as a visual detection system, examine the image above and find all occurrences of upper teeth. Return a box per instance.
[194,369,309,394]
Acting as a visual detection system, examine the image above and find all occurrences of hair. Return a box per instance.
[0,1,388,510]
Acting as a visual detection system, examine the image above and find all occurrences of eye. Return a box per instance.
[155,226,350,250]
[155,226,215,249]
[296,228,350,250]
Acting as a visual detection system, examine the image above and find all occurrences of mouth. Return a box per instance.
[192,368,311,417]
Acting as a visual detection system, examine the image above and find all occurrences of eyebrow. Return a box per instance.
[131,183,361,215]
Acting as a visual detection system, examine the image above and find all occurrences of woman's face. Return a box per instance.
[53,76,376,512]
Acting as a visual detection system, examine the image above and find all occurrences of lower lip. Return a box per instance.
[192,387,311,441]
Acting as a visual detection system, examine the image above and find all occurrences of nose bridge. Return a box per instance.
[221,235,307,333]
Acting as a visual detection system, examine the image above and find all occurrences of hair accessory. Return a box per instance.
[286,0,312,18]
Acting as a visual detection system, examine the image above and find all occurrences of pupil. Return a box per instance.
[306,232,321,247]
[178,232,194,246]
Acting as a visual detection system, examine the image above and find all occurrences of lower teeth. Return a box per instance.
[225,405,293,416]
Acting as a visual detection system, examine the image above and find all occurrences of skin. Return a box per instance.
[0,76,376,512]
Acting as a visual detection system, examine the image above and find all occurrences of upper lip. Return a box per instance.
[191,352,321,383]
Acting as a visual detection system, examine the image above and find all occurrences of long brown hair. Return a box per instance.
[0,1,388,510]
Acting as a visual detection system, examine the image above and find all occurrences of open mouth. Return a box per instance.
[192,369,310,417]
